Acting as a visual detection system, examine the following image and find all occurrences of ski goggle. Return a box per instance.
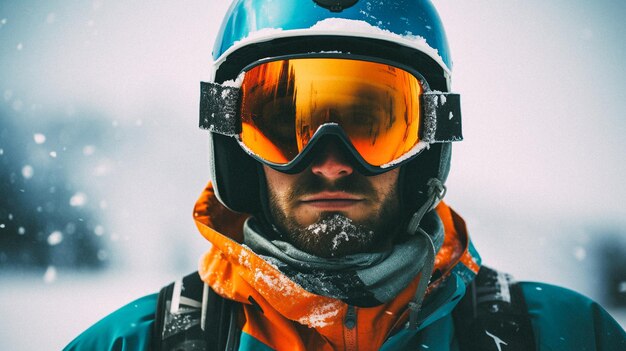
[200,56,462,175]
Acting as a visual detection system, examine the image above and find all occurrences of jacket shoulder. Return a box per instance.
[519,281,626,350]
[63,294,158,351]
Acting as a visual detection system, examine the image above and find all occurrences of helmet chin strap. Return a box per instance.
[406,178,447,236]
[405,177,447,329]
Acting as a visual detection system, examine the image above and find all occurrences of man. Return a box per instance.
[66,0,626,350]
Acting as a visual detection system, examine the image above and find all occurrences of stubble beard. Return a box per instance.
[268,174,401,258]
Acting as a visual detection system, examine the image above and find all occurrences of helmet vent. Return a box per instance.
[313,0,358,12]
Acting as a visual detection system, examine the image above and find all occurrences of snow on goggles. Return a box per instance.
[200,56,462,174]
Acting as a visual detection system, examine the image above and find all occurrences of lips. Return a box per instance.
[299,191,364,210]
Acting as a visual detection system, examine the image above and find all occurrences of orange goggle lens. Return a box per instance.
[239,58,423,167]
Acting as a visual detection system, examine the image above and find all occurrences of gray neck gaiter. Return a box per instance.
[243,211,444,307]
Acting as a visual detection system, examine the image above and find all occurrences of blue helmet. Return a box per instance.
[207,0,457,218]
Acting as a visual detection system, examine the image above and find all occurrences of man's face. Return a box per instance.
[264,141,401,258]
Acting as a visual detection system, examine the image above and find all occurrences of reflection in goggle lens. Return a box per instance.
[239,58,423,167]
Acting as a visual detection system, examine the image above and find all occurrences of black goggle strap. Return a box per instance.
[199,81,463,143]
[199,82,242,135]
[420,92,463,143]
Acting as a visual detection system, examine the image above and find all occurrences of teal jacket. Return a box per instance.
[65,279,625,350]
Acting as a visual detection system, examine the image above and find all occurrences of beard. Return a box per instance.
[267,171,401,258]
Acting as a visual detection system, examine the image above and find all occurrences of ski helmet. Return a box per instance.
[204,0,460,218]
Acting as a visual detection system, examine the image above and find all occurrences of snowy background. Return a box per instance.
[1,0,625,349]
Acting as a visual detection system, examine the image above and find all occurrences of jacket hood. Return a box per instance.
[193,182,481,350]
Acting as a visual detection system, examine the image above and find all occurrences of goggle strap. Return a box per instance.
[199,82,241,136]
[420,92,463,143]
[198,82,464,143]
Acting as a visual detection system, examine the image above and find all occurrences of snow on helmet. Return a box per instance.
[206,0,458,219]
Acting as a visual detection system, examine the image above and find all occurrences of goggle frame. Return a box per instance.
[200,53,462,175]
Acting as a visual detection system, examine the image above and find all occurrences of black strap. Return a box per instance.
[420,92,463,143]
[453,266,536,351]
[154,271,239,351]
[199,82,241,136]
[205,282,239,351]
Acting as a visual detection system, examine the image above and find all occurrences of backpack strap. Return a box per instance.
[153,271,240,351]
[453,266,536,351]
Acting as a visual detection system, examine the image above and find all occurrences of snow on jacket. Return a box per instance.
[64,183,626,350]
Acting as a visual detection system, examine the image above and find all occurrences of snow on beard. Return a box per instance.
[303,213,375,257]
[276,211,385,258]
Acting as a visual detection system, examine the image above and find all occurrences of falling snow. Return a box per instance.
[573,246,587,261]
[21,165,34,179]
[47,231,64,246]
[33,133,46,144]
[94,225,105,236]
[43,266,57,283]
[69,192,87,207]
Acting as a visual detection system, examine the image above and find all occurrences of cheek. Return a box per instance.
[263,166,295,203]
[372,169,400,200]
[264,166,321,225]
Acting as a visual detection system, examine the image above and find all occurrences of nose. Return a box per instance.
[310,141,354,180]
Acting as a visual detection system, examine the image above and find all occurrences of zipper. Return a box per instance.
[344,305,357,350]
